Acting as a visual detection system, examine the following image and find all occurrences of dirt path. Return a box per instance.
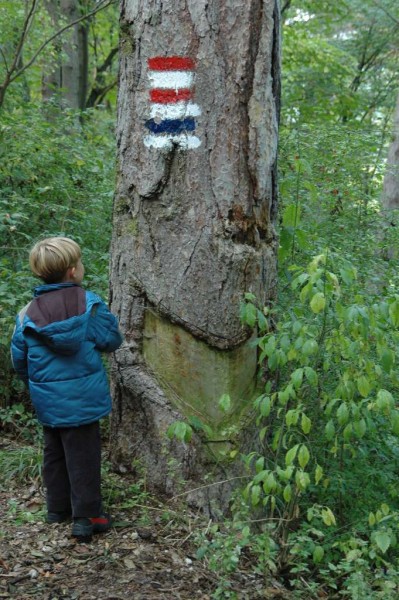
[0,437,286,600]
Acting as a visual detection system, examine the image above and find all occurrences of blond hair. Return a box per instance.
[29,237,81,283]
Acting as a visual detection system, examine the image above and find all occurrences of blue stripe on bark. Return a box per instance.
[145,117,196,134]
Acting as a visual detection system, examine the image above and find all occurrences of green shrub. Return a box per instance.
[0,103,115,405]
[210,252,399,597]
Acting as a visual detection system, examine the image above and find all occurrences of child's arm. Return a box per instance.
[88,298,123,353]
[10,318,29,385]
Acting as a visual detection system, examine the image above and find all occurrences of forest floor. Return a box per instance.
[0,435,292,600]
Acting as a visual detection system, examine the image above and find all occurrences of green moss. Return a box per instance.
[143,310,259,438]
[119,31,135,57]
[119,216,138,237]
[115,196,130,213]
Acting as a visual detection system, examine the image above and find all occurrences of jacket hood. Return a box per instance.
[22,313,90,355]
[22,283,90,355]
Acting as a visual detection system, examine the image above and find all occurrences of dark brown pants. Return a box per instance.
[43,421,102,518]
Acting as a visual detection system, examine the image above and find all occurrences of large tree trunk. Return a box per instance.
[110,0,281,510]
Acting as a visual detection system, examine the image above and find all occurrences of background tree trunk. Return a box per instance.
[382,92,399,213]
[60,0,89,109]
[42,0,62,104]
[43,0,89,109]
[110,0,281,510]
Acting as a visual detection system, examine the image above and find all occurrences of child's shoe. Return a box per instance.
[46,510,72,524]
[72,513,112,543]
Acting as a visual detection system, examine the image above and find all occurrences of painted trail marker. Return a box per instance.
[144,56,201,150]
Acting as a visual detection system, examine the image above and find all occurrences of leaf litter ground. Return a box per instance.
[0,435,290,600]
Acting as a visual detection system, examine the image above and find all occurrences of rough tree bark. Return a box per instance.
[109,0,281,510]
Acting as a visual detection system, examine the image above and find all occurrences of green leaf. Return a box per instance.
[357,376,370,398]
[298,444,310,469]
[304,366,318,386]
[376,389,394,413]
[167,421,193,442]
[321,508,336,527]
[259,396,271,417]
[391,411,399,436]
[343,423,352,441]
[380,348,394,373]
[188,415,213,437]
[283,484,292,503]
[291,368,304,389]
[283,203,301,227]
[278,227,293,261]
[257,309,268,332]
[315,464,323,484]
[295,470,310,491]
[337,402,349,425]
[285,444,299,466]
[251,484,261,506]
[245,303,257,327]
[340,267,356,285]
[313,546,324,563]
[286,409,299,427]
[325,419,335,440]
[300,282,312,303]
[353,419,366,438]
[375,531,391,554]
[253,470,269,485]
[302,339,318,356]
[301,413,312,434]
[263,472,277,494]
[389,301,399,327]
[255,457,265,473]
[244,292,257,302]
[310,292,326,314]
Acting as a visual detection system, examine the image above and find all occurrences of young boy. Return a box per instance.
[11,237,123,542]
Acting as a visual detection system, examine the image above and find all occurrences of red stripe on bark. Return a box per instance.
[148,56,195,71]
[150,88,193,103]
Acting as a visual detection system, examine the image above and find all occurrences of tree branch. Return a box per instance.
[7,0,39,79]
[372,0,399,25]
[0,0,40,106]
[9,0,117,85]
[281,0,293,15]
[85,46,119,108]
[96,46,119,75]
[0,47,10,75]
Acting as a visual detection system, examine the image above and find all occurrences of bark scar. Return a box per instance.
[140,145,177,200]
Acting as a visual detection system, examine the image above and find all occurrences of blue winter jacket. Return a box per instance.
[11,283,123,428]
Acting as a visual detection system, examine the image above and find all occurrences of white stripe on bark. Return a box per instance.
[150,101,201,120]
[148,70,194,89]
[143,134,201,149]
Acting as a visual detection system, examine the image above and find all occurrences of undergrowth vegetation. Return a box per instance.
[0,103,115,404]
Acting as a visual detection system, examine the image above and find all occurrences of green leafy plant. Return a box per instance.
[0,444,42,485]
[224,252,399,596]
[0,403,42,443]
[0,102,115,405]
